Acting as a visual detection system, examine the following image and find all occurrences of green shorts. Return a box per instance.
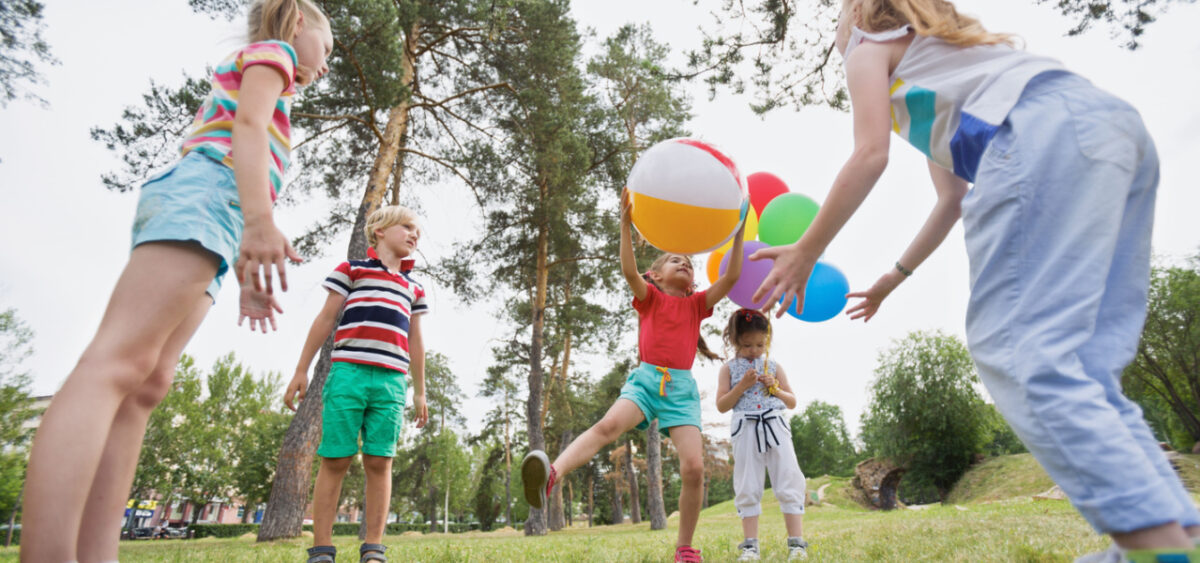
[318,362,408,458]
[619,362,701,437]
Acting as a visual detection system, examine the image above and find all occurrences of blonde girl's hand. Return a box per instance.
[750,244,818,319]
[238,218,303,294]
[756,372,777,387]
[238,281,284,333]
[283,371,307,412]
[845,269,904,322]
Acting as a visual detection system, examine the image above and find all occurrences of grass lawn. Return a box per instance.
[0,490,1111,562]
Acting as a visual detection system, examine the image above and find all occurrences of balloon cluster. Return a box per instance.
[706,172,849,322]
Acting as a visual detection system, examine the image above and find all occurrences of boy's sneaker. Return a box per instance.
[675,545,703,562]
[520,450,554,510]
[787,538,809,560]
[736,538,760,561]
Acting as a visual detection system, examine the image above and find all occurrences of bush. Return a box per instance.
[189,523,257,538]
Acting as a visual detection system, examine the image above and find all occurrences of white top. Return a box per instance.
[845,25,1067,181]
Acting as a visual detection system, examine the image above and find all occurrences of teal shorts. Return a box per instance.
[318,362,408,458]
[619,362,701,437]
[130,151,243,301]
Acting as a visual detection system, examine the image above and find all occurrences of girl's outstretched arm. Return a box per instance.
[846,160,968,322]
[750,41,894,317]
[620,188,649,302]
[233,64,303,296]
[706,221,747,309]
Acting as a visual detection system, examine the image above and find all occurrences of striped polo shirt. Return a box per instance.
[180,40,297,200]
[323,259,429,374]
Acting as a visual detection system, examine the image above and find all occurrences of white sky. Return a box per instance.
[1,1,1198,441]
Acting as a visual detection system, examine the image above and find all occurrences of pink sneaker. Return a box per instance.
[675,545,703,562]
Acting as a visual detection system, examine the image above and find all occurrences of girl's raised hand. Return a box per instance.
[238,282,284,333]
[750,244,817,319]
[620,187,633,224]
[845,270,904,322]
[238,219,303,294]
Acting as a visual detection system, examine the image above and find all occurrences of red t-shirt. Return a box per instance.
[633,284,713,370]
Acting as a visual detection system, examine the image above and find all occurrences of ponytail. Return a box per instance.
[247,0,327,43]
[856,0,1013,47]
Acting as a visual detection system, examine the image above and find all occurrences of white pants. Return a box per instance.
[732,410,806,517]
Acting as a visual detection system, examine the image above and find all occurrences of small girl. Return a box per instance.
[521,188,745,563]
[751,0,1200,560]
[20,1,332,560]
[716,308,807,561]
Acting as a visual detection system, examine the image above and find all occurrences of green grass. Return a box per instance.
[0,490,1108,562]
[946,454,1058,504]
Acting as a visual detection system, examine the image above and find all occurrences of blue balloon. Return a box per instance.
[781,262,849,322]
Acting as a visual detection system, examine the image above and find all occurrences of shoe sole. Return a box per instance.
[521,450,550,510]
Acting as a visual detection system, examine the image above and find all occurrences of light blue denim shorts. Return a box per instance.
[130,151,243,300]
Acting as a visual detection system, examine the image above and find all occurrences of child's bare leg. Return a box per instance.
[1112,523,1192,550]
[77,296,210,562]
[362,455,393,544]
[669,425,704,548]
[551,399,643,476]
[312,456,355,546]
[21,242,218,562]
[784,512,804,538]
[741,515,758,540]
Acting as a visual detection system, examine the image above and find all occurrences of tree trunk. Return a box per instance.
[548,430,572,531]
[242,502,253,524]
[257,17,420,542]
[5,487,22,547]
[566,478,573,527]
[610,477,623,525]
[645,421,667,530]
[702,470,710,509]
[504,392,513,528]
[525,213,550,536]
[357,498,367,540]
[586,470,594,528]
[624,439,641,524]
[429,485,438,533]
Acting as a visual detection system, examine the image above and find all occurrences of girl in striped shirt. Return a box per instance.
[20,2,332,560]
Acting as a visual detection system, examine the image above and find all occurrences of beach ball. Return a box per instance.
[718,241,775,309]
[627,138,748,255]
[780,261,850,322]
[748,172,790,218]
[758,193,820,247]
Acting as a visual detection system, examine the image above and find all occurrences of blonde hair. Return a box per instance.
[850,0,1013,47]
[365,205,419,247]
[247,0,330,83]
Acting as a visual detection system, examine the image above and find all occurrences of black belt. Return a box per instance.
[732,411,783,453]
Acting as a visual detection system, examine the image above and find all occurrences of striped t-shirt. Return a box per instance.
[844,26,1066,182]
[180,40,298,200]
[323,259,429,374]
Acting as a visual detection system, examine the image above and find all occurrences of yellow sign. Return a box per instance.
[127,500,158,510]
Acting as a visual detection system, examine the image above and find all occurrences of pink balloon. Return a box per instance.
[719,241,775,309]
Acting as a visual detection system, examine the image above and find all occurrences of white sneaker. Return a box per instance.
[787,538,809,560]
[737,539,760,561]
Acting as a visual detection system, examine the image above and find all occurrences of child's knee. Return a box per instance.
[130,365,176,409]
[77,347,160,396]
[362,454,393,474]
[680,457,704,485]
[321,455,355,473]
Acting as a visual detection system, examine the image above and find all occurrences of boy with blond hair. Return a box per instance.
[285,205,430,563]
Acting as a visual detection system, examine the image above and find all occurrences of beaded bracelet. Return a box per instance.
[895,261,913,277]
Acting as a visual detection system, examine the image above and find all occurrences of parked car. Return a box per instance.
[120,527,154,540]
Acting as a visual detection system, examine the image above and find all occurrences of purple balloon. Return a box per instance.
[719,241,775,309]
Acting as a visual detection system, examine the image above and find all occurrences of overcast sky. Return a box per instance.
[1,1,1197,442]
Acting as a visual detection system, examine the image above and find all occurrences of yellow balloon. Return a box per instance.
[714,208,758,254]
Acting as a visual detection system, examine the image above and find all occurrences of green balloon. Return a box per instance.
[758,193,820,246]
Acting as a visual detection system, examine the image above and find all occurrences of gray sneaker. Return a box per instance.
[520,450,551,510]
[787,538,809,560]
[736,539,760,561]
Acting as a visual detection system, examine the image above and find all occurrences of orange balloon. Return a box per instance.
[706,250,725,284]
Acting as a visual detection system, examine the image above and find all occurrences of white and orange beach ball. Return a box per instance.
[627,138,749,255]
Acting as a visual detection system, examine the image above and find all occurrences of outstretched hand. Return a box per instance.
[750,244,817,319]
[845,270,904,322]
